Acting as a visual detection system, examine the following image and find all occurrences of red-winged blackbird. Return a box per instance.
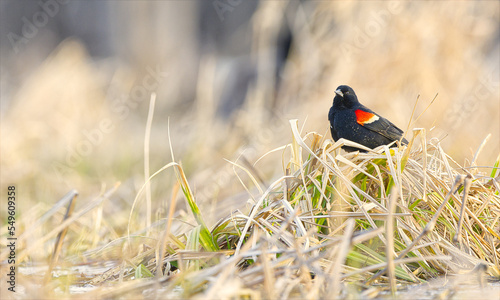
[328,85,408,152]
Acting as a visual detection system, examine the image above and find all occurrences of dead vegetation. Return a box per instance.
[2,119,498,299]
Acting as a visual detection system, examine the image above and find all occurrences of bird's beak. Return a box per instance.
[335,89,343,97]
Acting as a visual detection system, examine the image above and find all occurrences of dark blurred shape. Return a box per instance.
[0,0,112,58]
[198,0,258,120]
[198,0,258,56]
[1,0,294,120]
[198,0,294,119]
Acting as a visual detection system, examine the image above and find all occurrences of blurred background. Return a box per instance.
[1,1,499,229]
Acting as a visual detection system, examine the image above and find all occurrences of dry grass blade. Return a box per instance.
[453,175,473,245]
[17,183,119,263]
[17,189,78,241]
[328,218,355,298]
[386,188,399,295]
[144,92,157,232]
[45,191,78,283]
[127,162,180,240]
[155,183,180,279]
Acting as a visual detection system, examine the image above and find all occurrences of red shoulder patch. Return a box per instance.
[355,109,380,125]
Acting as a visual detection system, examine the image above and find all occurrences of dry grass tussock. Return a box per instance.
[3,120,499,299]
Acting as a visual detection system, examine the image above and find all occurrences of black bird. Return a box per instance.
[328,85,408,152]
